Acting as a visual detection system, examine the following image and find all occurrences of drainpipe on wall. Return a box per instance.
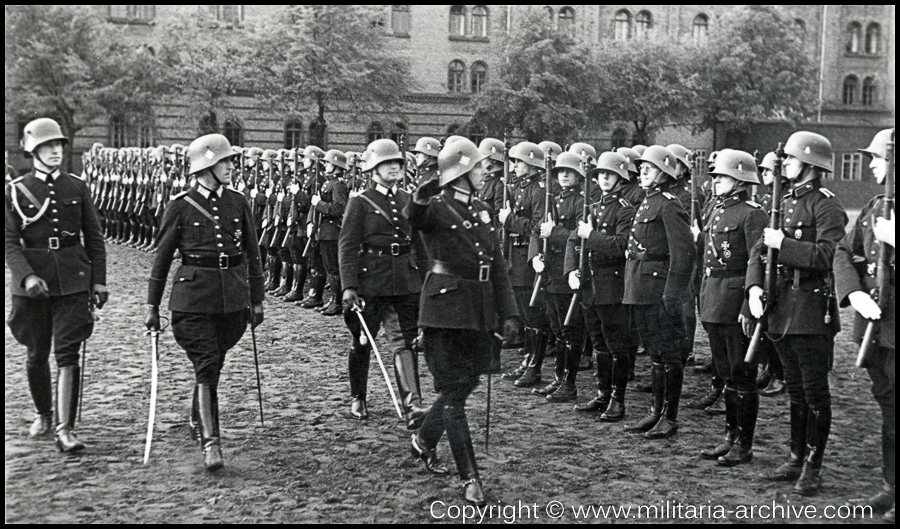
[817,5,827,123]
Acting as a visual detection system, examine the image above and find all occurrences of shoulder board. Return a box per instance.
[662,192,676,200]
[746,201,762,209]
[397,188,411,196]
[173,190,190,200]
[226,187,243,195]
[619,198,631,208]
[819,188,835,198]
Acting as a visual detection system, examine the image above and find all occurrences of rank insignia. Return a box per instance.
[794,229,802,239]
[721,241,732,259]
[867,262,877,277]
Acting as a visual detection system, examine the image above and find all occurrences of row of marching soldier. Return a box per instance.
[6,118,894,518]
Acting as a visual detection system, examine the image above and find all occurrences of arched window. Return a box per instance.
[558,7,575,38]
[284,119,303,149]
[692,14,708,46]
[846,22,862,54]
[614,10,631,41]
[367,122,385,144]
[635,11,652,40]
[471,6,488,38]
[449,6,466,36]
[391,5,411,36]
[224,119,243,147]
[865,23,881,55]
[862,77,877,106]
[448,60,465,93]
[138,124,153,148]
[199,113,218,136]
[471,62,487,94]
[611,128,628,150]
[110,116,127,149]
[390,122,408,144]
[110,115,153,147]
[842,75,858,105]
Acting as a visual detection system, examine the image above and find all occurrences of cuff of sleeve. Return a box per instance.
[147,278,167,306]
[249,275,265,305]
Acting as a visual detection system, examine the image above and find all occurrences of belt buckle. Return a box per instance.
[48,237,60,250]
[390,243,400,256]
[218,254,228,269]
[478,263,490,282]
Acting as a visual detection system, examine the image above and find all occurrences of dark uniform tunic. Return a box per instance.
[698,193,767,390]
[148,185,264,385]
[310,173,349,295]
[6,170,107,369]
[415,163,439,187]
[502,173,548,329]
[623,185,694,364]
[477,169,505,215]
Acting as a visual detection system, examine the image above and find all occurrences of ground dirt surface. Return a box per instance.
[5,242,887,523]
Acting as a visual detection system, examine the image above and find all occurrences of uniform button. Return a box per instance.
[652,272,658,276]
[214,216,220,220]
[715,217,720,221]
[440,288,447,294]
[52,209,58,213]
[478,252,483,255]
[49,191,55,195]
[451,225,457,229]
[393,217,398,221]
[54,228,59,232]
[394,234,399,238]
[789,209,793,213]
[392,209,397,213]
[215,225,221,230]
[786,218,791,223]
[216,234,222,238]
[475,243,479,247]
[213,207,218,211]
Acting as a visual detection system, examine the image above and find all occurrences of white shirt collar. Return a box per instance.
[33,169,60,182]
[197,185,224,199]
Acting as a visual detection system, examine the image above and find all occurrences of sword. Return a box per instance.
[143,328,160,465]
[78,340,86,423]
[354,308,403,418]
[250,324,265,426]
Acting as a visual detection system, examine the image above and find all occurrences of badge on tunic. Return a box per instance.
[721,241,732,259]
[794,228,802,239]
[867,262,878,277]
[479,211,491,224]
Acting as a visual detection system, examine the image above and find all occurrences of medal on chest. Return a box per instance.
[720,241,732,259]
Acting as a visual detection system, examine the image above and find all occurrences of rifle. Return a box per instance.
[399,134,408,191]
[281,156,299,248]
[745,143,785,363]
[751,150,760,204]
[529,153,553,307]
[857,129,895,367]
[302,156,322,258]
[564,159,591,326]
[690,149,700,228]
[501,133,510,257]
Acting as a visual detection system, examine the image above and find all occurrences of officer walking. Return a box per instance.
[6,118,109,452]
[144,134,264,471]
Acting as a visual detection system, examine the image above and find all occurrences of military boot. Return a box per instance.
[395,350,428,430]
[503,329,533,381]
[514,330,548,388]
[297,271,325,308]
[626,362,664,432]
[644,362,683,439]
[410,433,449,475]
[349,343,370,420]
[548,341,580,403]
[701,387,738,460]
[759,401,808,481]
[534,340,566,396]
[264,256,280,292]
[321,280,343,316]
[760,377,785,397]
[794,405,831,496]
[189,385,201,444]
[444,402,485,506]
[55,366,85,453]
[720,390,758,466]
[690,376,724,410]
[272,262,293,297]
[197,384,224,471]
[600,353,629,422]
[27,363,53,437]
[574,349,610,410]
[283,264,307,302]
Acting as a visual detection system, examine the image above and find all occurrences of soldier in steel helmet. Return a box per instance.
[834,128,895,521]
[476,138,507,215]
[6,118,108,452]
[749,131,846,495]
[144,133,264,472]
[309,147,349,316]
[412,137,440,186]
[406,137,520,506]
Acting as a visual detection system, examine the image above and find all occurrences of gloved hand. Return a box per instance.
[763,227,785,250]
[532,255,545,273]
[748,286,765,319]
[576,220,593,239]
[311,194,321,207]
[849,291,882,320]
[568,270,581,290]
[92,284,109,309]
[307,223,313,238]
[738,314,754,338]
[342,288,362,315]
[498,206,512,225]
[24,275,49,300]
[289,182,300,194]
[539,219,555,239]
[251,303,264,329]
[691,221,701,243]
[502,317,521,344]
[144,304,160,331]
[874,214,895,247]
[413,176,441,203]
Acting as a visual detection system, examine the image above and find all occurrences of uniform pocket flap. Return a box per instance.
[425,274,459,296]
[62,197,80,205]
[176,268,196,282]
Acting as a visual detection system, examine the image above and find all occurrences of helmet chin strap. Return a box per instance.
[33,151,60,175]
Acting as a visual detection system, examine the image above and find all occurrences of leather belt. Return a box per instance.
[704,267,746,278]
[431,260,491,282]
[362,243,411,256]
[630,253,669,262]
[182,253,244,269]
[22,237,79,250]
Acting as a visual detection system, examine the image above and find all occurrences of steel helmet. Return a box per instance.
[438,138,489,186]
[636,145,678,178]
[324,149,348,170]
[23,118,67,153]
[170,143,186,155]
[232,146,244,156]
[479,138,505,163]
[859,128,893,159]
[276,148,290,160]
[568,142,597,162]
[187,134,236,175]
[538,141,563,161]
[262,149,278,161]
[707,150,719,165]
[245,147,263,159]
[509,141,546,170]
[412,137,440,157]
[91,142,105,155]
[710,149,761,184]
[595,151,629,181]
[444,135,467,147]
[304,145,326,161]
[362,138,404,172]
[759,151,778,172]
[666,144,692,170]
[405,151,416,168]
[345,151,360,168]
[632,144,648,156]
[784,131,833,172]
[616,147,639,176]
[552,152,586,178]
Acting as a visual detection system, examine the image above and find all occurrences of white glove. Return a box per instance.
[498,207,511,225]
[849,291,882,320]
[576,220,593,239]
[250,188,258,199]
[748,285,765,319]
[539,220,554,239]
[532,255,545,273]
[763,227,785,249]
[290,183,300,194]
[276,191,285,202]
[311,194,321,207]
[568,270,581,290]
[874,214,895,248]
[691,221,701,243]
[265,187,272,198]
[306,224,313,238]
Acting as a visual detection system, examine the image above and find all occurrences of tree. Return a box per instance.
[467,10,594,143]
[588,40,702,146]
[695,6,818,146]
[5,5,167,170]
[253,5,414,148]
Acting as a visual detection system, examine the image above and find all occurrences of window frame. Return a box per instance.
[448,60,466,93]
